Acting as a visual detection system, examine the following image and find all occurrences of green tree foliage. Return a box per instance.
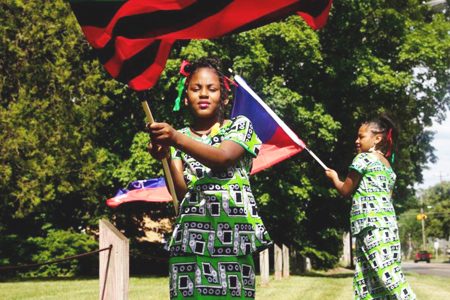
[398,182,450,253]
[422,182,450,239]
[25,229,98,277]
[0,0,449,274]
[0,1,122,272]
[398,208,423,252]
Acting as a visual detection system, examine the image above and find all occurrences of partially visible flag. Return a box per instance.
[107,177,172,208]
[69,0,333,91]
[231,75,306,174]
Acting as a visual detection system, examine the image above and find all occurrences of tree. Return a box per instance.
[0,1,121,270]
[1,0,449,273]
[398,181,450,254]
[422,182,450,240]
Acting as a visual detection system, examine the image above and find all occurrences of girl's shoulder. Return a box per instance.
[351,152,393,173]
[352,152,375,163]
[225,115,253,129]
[349,152,377,174]
[230,115,252,123]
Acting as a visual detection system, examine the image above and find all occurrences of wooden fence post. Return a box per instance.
[282,244,290,278]
[341,232,352,267]
[274,244,282,280]
[99,219,129,300]
[259,248,269,286]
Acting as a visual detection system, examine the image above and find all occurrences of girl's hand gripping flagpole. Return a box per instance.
[141,100,179,215]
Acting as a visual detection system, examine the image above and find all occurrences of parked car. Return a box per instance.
[414,251,431,263]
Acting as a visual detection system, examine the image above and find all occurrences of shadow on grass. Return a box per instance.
[0,274,169,283]
[292,268,354,279]
[0,276,98,283]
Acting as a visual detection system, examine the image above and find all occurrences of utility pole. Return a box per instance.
[420,206,426,250]
[408,233,413,260]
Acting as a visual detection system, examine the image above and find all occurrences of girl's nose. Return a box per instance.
[199,87,209,97]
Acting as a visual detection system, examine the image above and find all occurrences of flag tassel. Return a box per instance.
[141,100,179,215]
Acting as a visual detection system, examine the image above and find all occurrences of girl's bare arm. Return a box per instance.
[150,122,246,170]
[325,169,361,197]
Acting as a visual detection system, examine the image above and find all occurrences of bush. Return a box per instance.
[23,229,98,277]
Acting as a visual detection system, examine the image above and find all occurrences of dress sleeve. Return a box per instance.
[223,115,261,158]
[170,146,182,160]
[348,153,372,175]
[170,128,188,160]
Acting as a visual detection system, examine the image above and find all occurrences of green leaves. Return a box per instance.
[1,0,449,274]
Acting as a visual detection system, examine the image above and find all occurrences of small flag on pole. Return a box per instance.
[231,75,306,174]
[107,177,172,208]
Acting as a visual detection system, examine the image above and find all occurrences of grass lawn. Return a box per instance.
[1,269,449,299]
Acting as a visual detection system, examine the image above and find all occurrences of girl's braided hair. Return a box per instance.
[364,114,399,159]
[184,57,229,125]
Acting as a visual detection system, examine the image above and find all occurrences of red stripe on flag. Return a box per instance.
[104,37,156,77]
[128,39,174,91]
[106,186,172,208]
[251,126,304,175]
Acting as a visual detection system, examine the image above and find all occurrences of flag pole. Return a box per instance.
[305,147,328,170]
[141,100,179,215]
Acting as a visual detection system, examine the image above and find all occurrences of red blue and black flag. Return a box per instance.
[69,0,333,91]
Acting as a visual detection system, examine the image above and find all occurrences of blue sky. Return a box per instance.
[416,113,450,190]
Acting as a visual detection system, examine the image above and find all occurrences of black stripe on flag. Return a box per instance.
[297,0,331,17]
[96,39,116,65]
[112,0,233,38]
[70,1,126,28]
[116,40,162,84]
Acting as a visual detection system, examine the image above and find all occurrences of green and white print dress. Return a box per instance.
[349,153,415,300]
[168,115,272,299]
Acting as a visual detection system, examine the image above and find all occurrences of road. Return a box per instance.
[402,262,450,277]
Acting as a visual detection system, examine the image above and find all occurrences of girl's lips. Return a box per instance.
[198,102,210,109]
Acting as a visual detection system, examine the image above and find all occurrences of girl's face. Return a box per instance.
[355,124,382,153]
[185,67,224,120]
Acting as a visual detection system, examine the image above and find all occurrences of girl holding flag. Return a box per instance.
[148,57,271,299]
[325,115,415,300]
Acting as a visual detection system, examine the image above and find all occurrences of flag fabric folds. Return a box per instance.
[107,177,172,208]
[231,76,306,174]
[69,0,333,90]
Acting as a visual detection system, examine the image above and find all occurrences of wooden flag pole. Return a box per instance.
[305,147,328,170]
[141,101,179,215]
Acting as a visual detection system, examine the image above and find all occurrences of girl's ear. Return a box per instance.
[184,97,189,106]
[374,134,383,146]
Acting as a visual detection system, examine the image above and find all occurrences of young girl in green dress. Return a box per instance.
[325,116,416,300]
[148,57,271,299]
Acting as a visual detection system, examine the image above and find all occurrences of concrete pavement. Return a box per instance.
[402,261,450,277]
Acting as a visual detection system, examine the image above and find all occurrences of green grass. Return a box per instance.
[1,271,449,299]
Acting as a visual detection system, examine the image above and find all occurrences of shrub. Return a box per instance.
[23,229,98,277]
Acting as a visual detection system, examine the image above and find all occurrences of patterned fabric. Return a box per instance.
[169,254,256,299]
[168,115,272,257]
[349,153,398,235]
[354,227,416,300]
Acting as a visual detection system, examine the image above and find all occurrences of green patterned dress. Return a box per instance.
[349,153,415,300]
[168,115,272,299]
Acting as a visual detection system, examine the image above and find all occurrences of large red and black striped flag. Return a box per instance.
[69,0,333,91]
